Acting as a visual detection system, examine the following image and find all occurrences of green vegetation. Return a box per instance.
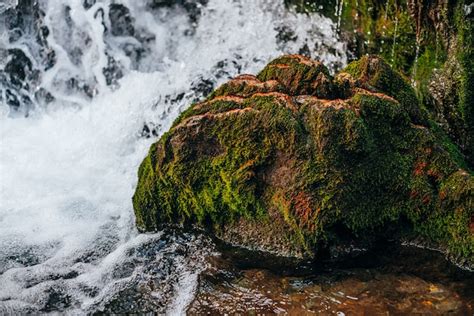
[133,55,473,265]
[285,0,473,166]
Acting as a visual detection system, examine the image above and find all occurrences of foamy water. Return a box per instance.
[0,0,346,313]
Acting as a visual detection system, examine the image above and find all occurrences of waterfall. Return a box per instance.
[391,15,399,64]
[335,0,344,32]
[412,37,421,87]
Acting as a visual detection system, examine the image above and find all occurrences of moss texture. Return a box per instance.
[286,0,420,73]
[286,0,473,166]
[133,55,473,265]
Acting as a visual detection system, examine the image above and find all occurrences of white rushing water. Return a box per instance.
[0,0,346,313]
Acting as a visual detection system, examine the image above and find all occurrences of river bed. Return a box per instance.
[190,243,474,314]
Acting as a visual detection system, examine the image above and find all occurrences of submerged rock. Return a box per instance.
[190,243,474,314]
[133,55,473,266]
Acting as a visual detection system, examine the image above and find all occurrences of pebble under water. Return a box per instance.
[0,0,472,314]
[191,243,474,315]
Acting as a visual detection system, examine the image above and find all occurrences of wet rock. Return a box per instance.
[41,289,72,312]
[256,55,334,98]
[343,55,428,125]
[97,231,213,314]
[189,244,474,315]
[0,0,55,113]
[109,4,135,37]
[82,0,96,10]
[404,0,474,166]
[147,0,208,23]
[133,54,473,266]
[190,76,215,100]
[5,49,33,86]
[5,89,20,109]
[4,0,53,66]
[141,122,160,139]
[103,55,124,87]
[286,1,472,165]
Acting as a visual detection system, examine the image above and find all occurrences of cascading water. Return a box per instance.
[335,0,344,32]
[0,0,347,313]
[391,15,398,64]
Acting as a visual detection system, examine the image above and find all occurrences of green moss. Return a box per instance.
[134,93,301,232]
[286,0,472,165]
[412,43,447,104]
[257,55,334,97]
[133,142,160,231]
[428,120,470,172]
[343,55,427,125]
[285,0,418,74]
[413,171,474,260]
[454,2,474,162]
[133,54,473,264]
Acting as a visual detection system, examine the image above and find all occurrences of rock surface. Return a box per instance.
[133,54,473,266]
[287,0,474,166]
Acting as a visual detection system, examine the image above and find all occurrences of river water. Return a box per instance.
[0,0,472,314]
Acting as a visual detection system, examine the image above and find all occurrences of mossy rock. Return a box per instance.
[342,55,428,125]
[428,2,474,167]
[133,55,473,266]
[286,0,473,166]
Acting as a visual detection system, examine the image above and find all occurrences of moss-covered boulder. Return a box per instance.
[133,55,473,266]
[286,0,474,166]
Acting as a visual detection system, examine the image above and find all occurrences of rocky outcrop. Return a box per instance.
[133,54,473,266]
